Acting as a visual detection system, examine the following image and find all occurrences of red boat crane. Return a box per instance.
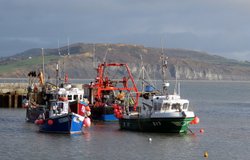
[89,62,139,111]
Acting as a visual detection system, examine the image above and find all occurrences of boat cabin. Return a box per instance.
[49,100,69,117]
[152,95,189,112]
[57,87,84,102]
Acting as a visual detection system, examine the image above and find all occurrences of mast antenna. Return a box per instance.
[67,37,70,56]
[58,40,61,56]
[160,38,168,95]
[41,48,45,82]
[103,44,111,63]
[93,43,96,68]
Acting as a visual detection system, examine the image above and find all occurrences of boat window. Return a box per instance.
[58,102,63,108]
[162,103,170,111]
[74,95,78,100]
[59,94,66,98]
[183,103,188,110]
[68,95,72,101]
[51,101,57,108]
[171,103,181,110]
[154,103,161,111]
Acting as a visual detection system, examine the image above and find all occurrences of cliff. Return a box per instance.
[1,43,250,80]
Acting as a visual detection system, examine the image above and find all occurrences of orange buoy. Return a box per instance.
[200,128,205,133]
[85,106,91,111]
[48,119,53,125]
[190,120,194,124]
[35,119,44,125]
[193,116,200,124]
[35,119,39,125]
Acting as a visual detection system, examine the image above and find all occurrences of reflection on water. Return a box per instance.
[1,82,250,160]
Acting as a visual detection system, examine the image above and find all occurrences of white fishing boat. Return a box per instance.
[115,54,199,133]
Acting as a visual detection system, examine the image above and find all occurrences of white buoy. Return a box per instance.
[148,138,152,142]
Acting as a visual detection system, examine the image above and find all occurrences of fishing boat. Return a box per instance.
[36,98,90,134]
[114,54,199,133]
[116,94,198,133]
[25,61,87,123]
[84,62,139,121]
[25,80,86,123]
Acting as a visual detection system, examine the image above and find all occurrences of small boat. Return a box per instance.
[36,98,91,134]
[114,54,199,133]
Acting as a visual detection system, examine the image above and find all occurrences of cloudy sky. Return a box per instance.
[1,0,250,60]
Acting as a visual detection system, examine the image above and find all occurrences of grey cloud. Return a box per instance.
[0,0,250,60]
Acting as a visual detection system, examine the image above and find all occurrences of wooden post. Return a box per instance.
[9,95,12,108]
[0,95,2,108]
[14,95,18,108]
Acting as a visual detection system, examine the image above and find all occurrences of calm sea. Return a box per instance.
[0,81,250,160]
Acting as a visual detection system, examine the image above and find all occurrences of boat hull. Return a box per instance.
[119,117,194,133]
[91,106,118,121]
[39,113,84,134]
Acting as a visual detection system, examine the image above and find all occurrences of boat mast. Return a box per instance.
[140,54,145,93]
[92,43,96,68]
[67,37,70,56]
[42,48,45,81]
[56,63,59,90]
[58,39,70,85]
[57,40,61,81]
[161,47,168,95]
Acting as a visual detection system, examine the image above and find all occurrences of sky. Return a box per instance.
[1,0,250,60]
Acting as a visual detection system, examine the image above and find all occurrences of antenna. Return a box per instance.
[93,43,96,68]
[160,38,169,95]
[178,82,180,96]
[41,48,45,81]
[56,63,59,89]
[58,40,61,56]
[174,68,177,95]
[103,44,111,63]
[140,54,145,92]
[67,37,70,56]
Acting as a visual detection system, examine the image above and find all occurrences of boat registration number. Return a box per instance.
[58,117,69,123]
[152,121,161,126]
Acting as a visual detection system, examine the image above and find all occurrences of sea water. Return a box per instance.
[0,81,250,160]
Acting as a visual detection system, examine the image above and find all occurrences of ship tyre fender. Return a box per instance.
[181,111,186,117]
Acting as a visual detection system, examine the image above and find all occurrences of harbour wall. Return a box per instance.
[0,83,28,108]
[0,82,84,108]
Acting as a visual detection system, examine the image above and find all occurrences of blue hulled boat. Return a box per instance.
[36,99,91,134]
[39,112,84,134]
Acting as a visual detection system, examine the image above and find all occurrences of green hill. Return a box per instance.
[1,43,250,80]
